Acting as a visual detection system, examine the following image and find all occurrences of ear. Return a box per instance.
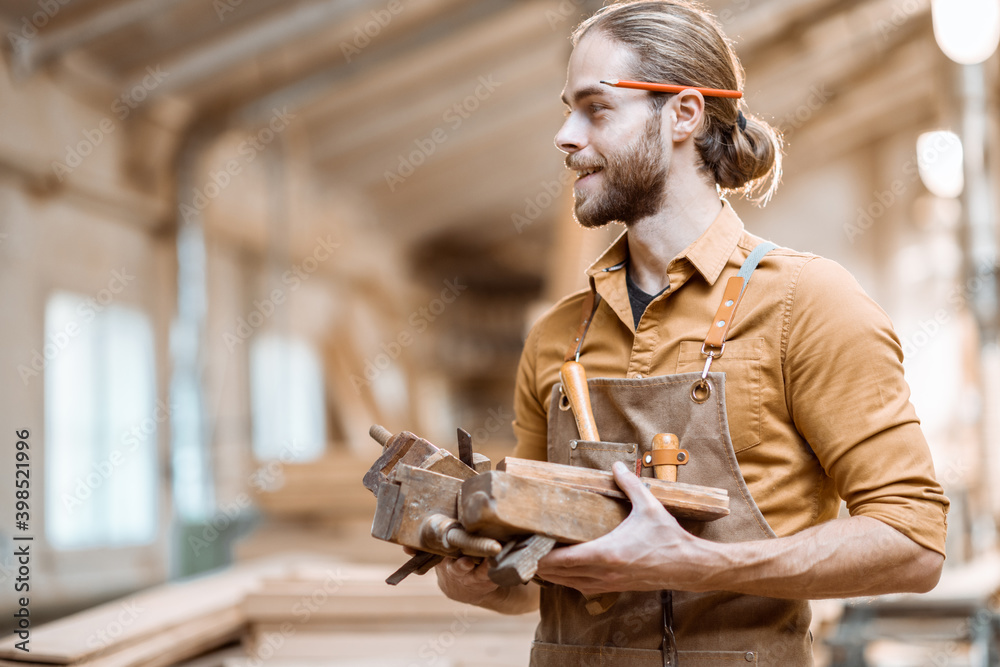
[668,89,706,142]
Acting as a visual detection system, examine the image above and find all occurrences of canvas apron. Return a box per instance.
[529,244,814,666]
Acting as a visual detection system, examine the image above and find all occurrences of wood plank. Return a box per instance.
[459,472,629,544]
[0,557,303,664]
[238,630,533,664]
[72,608,243,667]
[497,457,730,518]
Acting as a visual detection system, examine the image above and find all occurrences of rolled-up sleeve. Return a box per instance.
[783,257,949,556]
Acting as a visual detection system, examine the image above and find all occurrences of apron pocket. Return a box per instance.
[568,439,638,471]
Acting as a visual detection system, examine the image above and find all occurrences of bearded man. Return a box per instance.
[431,2,949,664]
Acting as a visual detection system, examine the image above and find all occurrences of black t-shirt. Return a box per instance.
[625,265,667,328]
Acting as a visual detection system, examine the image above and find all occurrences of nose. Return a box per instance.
[554,113,585,154]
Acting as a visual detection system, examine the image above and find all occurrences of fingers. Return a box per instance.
[440,556,489,582]
[612,461,661,514]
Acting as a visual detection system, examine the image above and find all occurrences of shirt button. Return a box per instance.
[633,373,643,379]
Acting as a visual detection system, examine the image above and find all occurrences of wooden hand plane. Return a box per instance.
[363,424,730,588]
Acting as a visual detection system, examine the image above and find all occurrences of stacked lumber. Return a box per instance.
[0,557,298,667]
[251,453,377,523]
[0,556,537,667]
[237,563,537,666]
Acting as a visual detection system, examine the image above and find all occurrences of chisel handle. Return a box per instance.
[652,433,680,482]
[560,360,600,442]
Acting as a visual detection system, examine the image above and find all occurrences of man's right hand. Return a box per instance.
[430,553,541,615]
[434,556,501,605]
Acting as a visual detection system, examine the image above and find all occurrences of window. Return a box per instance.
[250,334,326,462]
[44,292,158,550]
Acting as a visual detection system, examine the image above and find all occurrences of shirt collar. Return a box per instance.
[585,199,744,286]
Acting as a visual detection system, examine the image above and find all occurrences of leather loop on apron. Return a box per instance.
[534,243,813,666]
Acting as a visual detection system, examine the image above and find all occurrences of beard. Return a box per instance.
[567,111,668,228]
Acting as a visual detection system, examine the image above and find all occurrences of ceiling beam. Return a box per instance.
[310,40,564,168]
[7,0,188,78]
[241,0,557,127]
[122,0,374,97]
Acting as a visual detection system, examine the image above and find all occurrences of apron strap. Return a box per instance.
[563,289,601,362]
[702,242,777,354]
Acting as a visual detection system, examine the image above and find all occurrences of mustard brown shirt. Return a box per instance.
[512,199,949,557]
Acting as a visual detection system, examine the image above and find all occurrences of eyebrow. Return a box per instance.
[560,85,608,107]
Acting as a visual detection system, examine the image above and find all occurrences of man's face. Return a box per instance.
[556,32,671,228]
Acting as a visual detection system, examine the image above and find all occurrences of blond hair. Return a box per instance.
[573,0,783,204]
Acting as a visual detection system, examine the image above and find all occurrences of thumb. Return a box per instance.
[612,461,660,513]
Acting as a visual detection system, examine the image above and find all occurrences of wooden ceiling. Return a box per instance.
[0,0,952,292]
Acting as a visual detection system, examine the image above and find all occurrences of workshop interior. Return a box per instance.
[1,0,1000,664]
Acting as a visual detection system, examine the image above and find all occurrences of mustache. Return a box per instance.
[565,155,606,171]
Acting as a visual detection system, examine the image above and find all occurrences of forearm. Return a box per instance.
[700,516,943,599]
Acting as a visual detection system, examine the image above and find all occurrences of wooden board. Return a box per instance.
[238,630,534,665]
[0,557,311,664]
[497,457,729,521]
[71,608,243,667]
[459,472,629,543]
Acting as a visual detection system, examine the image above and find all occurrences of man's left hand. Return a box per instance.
[535,461,718,595]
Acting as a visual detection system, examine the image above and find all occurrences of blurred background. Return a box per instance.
[1,0,999,664]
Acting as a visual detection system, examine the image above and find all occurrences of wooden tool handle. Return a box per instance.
[652,433,680,482]
[560,361,600,442]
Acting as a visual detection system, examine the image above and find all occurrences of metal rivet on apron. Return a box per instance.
[643,453,652,464]
[691,379,712,403]
[716,320,726,327]
[627,444,635,453]
[744,652,755,662]
[570,440,578,449]
[725,299,734,307]
[677,452,686,462]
